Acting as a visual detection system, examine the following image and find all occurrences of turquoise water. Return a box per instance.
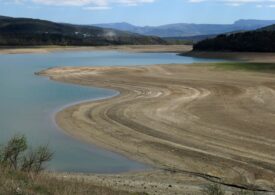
[0,51,220,173]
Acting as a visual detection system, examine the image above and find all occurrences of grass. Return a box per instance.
[211,62,275,72]
[0,135,147,195]
[0,166,147,195]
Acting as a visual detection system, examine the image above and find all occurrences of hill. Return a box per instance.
[0,16,166,46]
[164,34,218,44]
[93,19,275,37]
[193,24,275,52]
[95,22,140,32]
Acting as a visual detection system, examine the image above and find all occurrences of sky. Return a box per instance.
[1,0,275,26]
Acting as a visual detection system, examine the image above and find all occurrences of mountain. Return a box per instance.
[93,20,275,37]
[95,22,140,32]
[234,19,275,28]
[193,24,275,52]
[0,16,166,46]
[259,24,275,31]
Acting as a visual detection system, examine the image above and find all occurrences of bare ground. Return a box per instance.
[39,64,275,194]
[0,45,191,54]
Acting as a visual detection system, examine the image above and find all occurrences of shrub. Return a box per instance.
[234,190,259,195]
[202,183,225,195]
[1,134,27,170]
[0,135,53,173]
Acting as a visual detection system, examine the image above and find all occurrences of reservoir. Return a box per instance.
[0,51,220,173]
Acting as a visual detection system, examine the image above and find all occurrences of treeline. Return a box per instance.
[0,32,164,46]
[193,30,275,52]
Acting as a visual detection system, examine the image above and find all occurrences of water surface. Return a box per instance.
[0,51,221,173]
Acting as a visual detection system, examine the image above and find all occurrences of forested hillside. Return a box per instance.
[0,16,166,46]
[193,25,275,52]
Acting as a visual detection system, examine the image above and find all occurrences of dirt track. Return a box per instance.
[39,64,275,193]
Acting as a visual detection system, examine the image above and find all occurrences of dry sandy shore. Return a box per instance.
[39,63,275,194]
[184,51,275,63]
[0,45,191,54]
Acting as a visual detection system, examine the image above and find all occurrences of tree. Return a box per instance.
[1,135,27,170]
[0,135,53,173]
[21,145,53,173]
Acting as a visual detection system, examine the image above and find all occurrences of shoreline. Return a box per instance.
[3,44,275,63]
[183,51,275,62]
[51,89,121,149]
[0,45,192,54]
[39,63,275,193]
[44,71,208,194]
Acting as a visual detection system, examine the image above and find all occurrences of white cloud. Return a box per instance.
[32,0,105,6]
[187,0,275,7]
[10,0,155,7]
[83,6,111,10]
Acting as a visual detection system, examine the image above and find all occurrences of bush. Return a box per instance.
[0,135,53,173]
[202,183,225,195]
[234,190,259,195]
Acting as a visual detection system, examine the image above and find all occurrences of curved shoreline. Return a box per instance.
[51,90,120,125]
[51,89,121,144]
[39,64,275,193]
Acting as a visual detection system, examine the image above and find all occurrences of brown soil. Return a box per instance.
[39,64,275,194]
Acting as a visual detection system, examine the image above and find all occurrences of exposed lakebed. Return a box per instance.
[0,51,221,173]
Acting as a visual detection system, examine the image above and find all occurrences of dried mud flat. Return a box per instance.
[39,64,275,194]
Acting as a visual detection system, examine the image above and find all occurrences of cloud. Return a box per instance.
[187,0,275,7]
[8,0,155,7]
[83,6,111,10]
[32,0,104,6]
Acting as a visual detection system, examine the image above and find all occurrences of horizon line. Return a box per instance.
[2,14,275,27]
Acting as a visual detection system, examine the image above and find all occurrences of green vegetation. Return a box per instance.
[211,62,275,72]
[0,16,166,46]
[0,167,146,195]
[201,183,263,195]
[234,190,260,195]
[0,135,146,195]
[193,24,275,52]
[202,183,225,195]
[0,135,53,173]
[163,37,193,45]
[164,34,218,44]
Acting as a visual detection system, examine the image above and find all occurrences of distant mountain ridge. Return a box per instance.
[193,24,275,52]
[259,24,275,31]
[94,20,275,37]
[0,16,166,46]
